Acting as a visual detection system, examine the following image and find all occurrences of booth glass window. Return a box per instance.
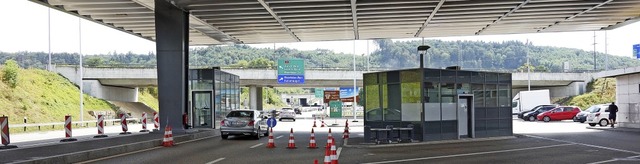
[401,70,421,122]
[365,74,381,121]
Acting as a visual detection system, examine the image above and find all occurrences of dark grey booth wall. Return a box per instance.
[363,69,512,142]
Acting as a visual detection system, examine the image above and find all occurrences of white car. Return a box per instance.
[585,104,611,127]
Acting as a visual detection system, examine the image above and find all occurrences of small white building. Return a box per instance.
[597,66,640,128]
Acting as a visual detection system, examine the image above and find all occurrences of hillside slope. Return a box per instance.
[0,68,115,125]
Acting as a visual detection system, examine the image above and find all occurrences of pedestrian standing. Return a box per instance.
[608,102,618,128]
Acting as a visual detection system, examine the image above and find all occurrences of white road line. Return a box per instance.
[77,136,216,164]
[205,157,226,164]
[276,135,283,139]
[250,143,264,148]
[337,147,343,159]
[588,155,640,164]
[525,134,640,155]
[361,143,573,164]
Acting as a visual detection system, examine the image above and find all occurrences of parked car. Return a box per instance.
[518,104,558,120]
[220,110,268,139]
[585,104,611,127]
[522,105,558,121]
[574,104,608,123]
[537,106,581,122]
[279,110,296,121]
[312,109,328,118]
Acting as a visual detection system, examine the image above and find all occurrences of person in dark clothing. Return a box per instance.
[608,102,618,128]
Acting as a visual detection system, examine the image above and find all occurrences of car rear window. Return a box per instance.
[227,111,254,118]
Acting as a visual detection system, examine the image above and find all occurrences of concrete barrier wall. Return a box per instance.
[616,73,640,128]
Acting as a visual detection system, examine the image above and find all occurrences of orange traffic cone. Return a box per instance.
[162,125,174,147]
[308,128,318,149]
[323,147,331,164]
[287,128,297,149]
[321,118,325,128]
[266,128,276,148]
[313,118,317,128]
[331,138,338,164]
[343,120,350,139]
[326,128,333,148]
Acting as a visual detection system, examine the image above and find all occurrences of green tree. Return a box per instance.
[2,59,19,88]
[85,57,104,67]
[248,58,274,68]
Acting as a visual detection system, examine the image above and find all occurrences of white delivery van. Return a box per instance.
[512,90,551,115]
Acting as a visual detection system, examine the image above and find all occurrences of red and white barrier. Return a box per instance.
[153,112,159,131]
[93,114,108,138]
[140,112,150,132]
[119,113,131,135]
[60,115,77,142]
[0,115,17,149]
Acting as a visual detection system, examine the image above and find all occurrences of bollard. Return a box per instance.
[60,115,78,142]
[1,115,18,149]
[94,115,108,138]
[119,113,131,135]
[140,112,150,132]
[153,112,159,132]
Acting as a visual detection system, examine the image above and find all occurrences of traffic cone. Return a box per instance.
[162,125,174,147]
[331,138,338,164]
[313,118,317,128]
[308,128,318,149]
[287,128,297,149]
[266,128,276,148]
[326,128,333,148]
[323,147,331,164]
[314,159,319,164]
[321,118,325,128]
[343,120,350,139]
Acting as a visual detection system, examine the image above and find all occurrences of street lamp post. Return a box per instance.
[418,45,431,69]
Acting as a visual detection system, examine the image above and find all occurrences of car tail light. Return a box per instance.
[248,120,255,126]
[221,120,225,126]
[595,113,600,117]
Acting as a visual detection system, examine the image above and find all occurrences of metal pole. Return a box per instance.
[526,39,530,91]
[48,8,52,71]
[605,31,608,70]
[353,40,358,122]
[593,31,597,71]
[79,18,84,123]
[366,40,370,72]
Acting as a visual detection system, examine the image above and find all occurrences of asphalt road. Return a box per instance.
[82,118,640,164]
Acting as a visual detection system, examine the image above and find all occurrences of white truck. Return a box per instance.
[512,90,551,115]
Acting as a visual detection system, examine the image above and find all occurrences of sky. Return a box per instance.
[1,0,639,58]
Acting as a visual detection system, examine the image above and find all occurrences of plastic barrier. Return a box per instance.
[140,112,150,132]
[60,115,77,142]
[0,115,18,149]
[119,113,131,135]
[93,115,108,138]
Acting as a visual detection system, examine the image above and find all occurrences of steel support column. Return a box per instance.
[155,0,189,132]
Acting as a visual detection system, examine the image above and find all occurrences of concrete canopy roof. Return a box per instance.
[32,0,640,45]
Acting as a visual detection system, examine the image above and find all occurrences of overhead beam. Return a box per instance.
[414,0,446,37]
[257,0,301,42]
[350,0,359,40]
[538,0,614,32]
[475,0,530,35]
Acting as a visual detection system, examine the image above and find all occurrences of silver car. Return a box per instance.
[220,110,268,139]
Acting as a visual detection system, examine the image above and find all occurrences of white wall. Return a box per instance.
[616,73,640,128]
[512,82,584,100]
[83,80,139,102]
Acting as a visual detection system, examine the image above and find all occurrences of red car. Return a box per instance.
[537,106,581,122]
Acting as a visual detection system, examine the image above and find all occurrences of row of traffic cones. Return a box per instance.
[313,117,327,128]
[267,128,336,149]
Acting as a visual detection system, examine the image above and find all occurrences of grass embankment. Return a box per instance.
[138,87,159,111]
[0,68,116,133]
[561,78,616,110]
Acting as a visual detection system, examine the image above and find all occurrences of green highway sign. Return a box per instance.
[315,88,324,98]
[329,101,342,118]
[277,59,305,75]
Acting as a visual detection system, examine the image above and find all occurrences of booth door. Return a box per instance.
[192,91,213,128]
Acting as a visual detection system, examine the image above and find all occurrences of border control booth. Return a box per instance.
[188,68,240,130]
[363,68,512,143]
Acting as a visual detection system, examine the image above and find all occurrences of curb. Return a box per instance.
[343,136,517,148]
[12,130,219,164]
[586,127,640,133]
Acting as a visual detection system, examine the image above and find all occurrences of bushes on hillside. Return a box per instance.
[2,59,19,88]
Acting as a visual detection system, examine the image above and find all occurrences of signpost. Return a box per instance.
[329,101,343,118]
[339,87,360,102]
[323,91,340,103]
[633,44,640,59]
[277,59,305,84]
[266,118,277,128]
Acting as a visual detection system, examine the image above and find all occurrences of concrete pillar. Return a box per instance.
[249,86,263,110]
[155,0,189,132]
[134,87,139,102]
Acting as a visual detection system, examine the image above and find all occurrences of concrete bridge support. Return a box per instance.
[249,86,263,111]
[512,82,585,101]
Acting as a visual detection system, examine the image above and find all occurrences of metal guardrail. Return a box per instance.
[8,118,140,131]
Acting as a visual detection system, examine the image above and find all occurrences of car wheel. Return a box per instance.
[292,118,296,122]
[543,116,551,122]
[263,129,269,137]
[221,134,228,139]
[528,116,536,122]
[254,128,261,140]
[579,120,585,123]
[588,123,596,127]
[599,119,609,127]
[279,118,282,121]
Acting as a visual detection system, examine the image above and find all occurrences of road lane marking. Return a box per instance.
[337,147,342,159]
[76,135,216,163]
[276,135,283,139]
[525,134,640,155]
[588,155,640,164]
[206,158,226,164]
[361,143,573,164]
[250,143,264,148]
